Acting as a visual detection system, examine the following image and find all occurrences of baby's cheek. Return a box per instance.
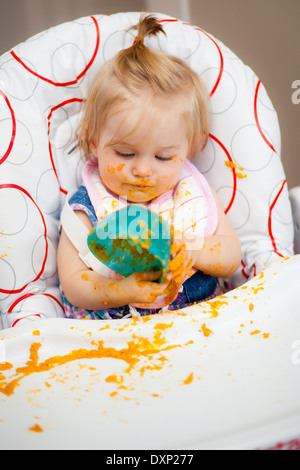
[101,162,125,186]
[105,163,119,175]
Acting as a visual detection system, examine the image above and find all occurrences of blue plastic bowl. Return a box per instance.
[87,205,171,282]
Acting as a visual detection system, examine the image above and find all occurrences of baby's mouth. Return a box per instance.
[133,184,153,188]
[128,181,154,188]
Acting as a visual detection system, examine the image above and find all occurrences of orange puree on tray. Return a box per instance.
[29,424,43,433]
[0,330,190,397]
[201,323,213,337]
[0,288,270,400]
[182,372,194,385]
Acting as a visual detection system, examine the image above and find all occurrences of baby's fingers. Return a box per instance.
[135,271,162,284]
[170,238,185,257]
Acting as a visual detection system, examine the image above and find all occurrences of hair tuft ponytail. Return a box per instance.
[129,13,166,44]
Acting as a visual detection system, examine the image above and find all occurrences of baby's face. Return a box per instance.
[90,98,189,203]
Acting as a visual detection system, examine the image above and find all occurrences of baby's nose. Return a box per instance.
[132,161,152,177]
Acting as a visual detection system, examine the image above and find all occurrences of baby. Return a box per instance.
[57,14,241,320]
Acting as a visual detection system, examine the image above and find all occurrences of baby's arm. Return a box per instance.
[57,211,171,311]
[193,188,241,278]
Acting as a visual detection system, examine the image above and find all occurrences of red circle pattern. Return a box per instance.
[0,90,16,165]
[10,16,100,87]
[0,184,48,295]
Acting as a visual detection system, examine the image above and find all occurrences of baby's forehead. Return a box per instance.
[103,101,187,149]
[108,92,183,125]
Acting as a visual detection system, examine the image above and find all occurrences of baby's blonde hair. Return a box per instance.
[78,14,209,159]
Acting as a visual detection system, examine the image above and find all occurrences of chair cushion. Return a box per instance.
[0,12,294,328]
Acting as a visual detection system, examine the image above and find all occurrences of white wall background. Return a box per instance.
[0,0,299,188]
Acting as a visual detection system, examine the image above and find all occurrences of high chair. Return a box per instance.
[0,12,299,450]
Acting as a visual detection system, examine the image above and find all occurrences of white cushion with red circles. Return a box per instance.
[0,12,294,328]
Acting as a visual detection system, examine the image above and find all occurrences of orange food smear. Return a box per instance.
[152,330,168,348]
[0,331,186,397]
[105,374,124,384]
[252,285,264,294]
[154,322,174,331]
[201,323,213,337]
[29,424,43,433]
[225,161,238,169]
[0,362,13,372]
[182,372,194,385]
[235,172,247,179]
[225,161,247,178]
[202,298,228,318]
[168,250,186,282]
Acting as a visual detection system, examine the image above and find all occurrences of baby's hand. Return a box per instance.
[121,271,172,305]
[168,237,195,284]
[130,237,196,308]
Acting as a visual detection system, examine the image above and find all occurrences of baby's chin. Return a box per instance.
[126,196,154,204]
[125,190,169,204]
[123,188,161,204]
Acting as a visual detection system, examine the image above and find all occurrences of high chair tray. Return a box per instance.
[0,256,300,450]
